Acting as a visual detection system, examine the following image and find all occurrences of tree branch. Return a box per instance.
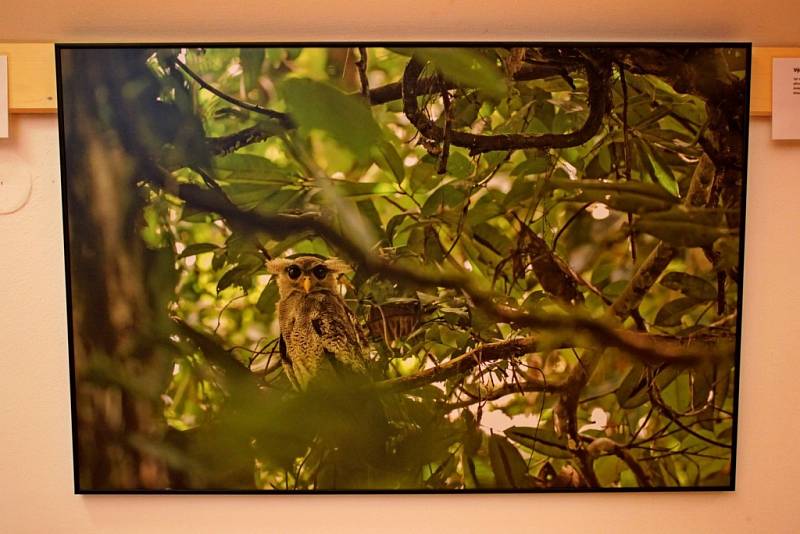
[373,337,542,393]
[441,379,565,410]
[402,56,611,155]
[174,182,730,373]
[193,57,587,158]
[355,47,370,99]
[206,122,287,156]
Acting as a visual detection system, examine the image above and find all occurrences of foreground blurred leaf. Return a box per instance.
[240,48,265,93]
[280,78,382,161]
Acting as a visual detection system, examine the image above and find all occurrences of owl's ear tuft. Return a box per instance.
[266,258,292,274]
[324,257,353,274]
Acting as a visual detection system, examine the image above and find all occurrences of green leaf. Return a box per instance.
[213,153,291,174]
[280,78,382,161]
[615,362,648,409]
[421,184,466,217]
[450,97,480,128]
[217,265,258,293]
[372,140,405,182]
[584,144,613,178]
[256,279,280,316]
[357,198,387,242]
[660,272,716,301]
[503,176,538,208]
[424,226,445,263]
[616,363,682,409]
[253,188,304,215]
[240,48,265,93]
[445,152,474,179]
[654,297,701,327]
[465,190,504,226]
[325,179,396,198]
[488,434,530,488]
[505,426,572,459]
[648,145,680,196]
[400,48,507,99]
[511,157,550,177]
[178,243,219,259]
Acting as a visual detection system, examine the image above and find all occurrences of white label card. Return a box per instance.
[772,57,800,140]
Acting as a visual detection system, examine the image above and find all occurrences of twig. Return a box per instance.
[441,376,562,410]
[648,381,732,449]
[437,85,452,175]
[355,47,370,99]
[174,57,295,129]
[552,201,593,252]
[617,61,637,263]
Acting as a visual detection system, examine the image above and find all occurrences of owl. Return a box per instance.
[266,254,367,390]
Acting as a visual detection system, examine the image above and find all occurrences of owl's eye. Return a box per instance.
[286,265,302,279]
[312,265,329,280]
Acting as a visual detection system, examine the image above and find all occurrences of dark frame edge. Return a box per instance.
[55,41,751,495]
[54,43,82,495]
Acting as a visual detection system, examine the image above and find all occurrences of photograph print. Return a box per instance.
[57,43,749,492]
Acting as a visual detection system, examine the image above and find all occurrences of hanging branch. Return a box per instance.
[174,57,295,129]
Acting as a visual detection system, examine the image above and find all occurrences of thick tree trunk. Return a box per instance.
[62,51,174,490]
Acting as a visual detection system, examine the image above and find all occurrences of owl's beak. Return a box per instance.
[302,276,312,293]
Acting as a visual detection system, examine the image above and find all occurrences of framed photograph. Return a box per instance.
[57,43,750,493]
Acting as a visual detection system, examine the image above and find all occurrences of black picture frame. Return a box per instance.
[57,42,751,494]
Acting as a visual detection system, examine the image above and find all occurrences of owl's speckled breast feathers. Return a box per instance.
[266,255,366,390]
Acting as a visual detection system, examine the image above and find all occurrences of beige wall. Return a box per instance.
[2,3,800,531]
[0,0,797,45]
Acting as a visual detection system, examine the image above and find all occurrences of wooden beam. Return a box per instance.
[0,43,56,113]
[0,43,797,116]
[750,47,800,117]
